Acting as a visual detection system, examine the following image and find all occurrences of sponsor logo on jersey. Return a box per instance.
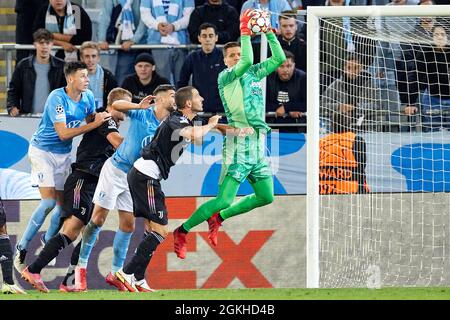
[141,135,154,148]
[67,120,82,128]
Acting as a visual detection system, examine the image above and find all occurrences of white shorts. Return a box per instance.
[93,158,133,212]
[28,145,71,190]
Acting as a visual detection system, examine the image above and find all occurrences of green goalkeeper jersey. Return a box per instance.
[218,33,286,132]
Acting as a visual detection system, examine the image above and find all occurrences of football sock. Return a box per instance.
[182,176,240,232]
[71,241,81,266]
[18,198,56,251]
[220,177,274,219]
[61,241,81,286]
[44,204,63,242]
[62,265,76,286]
[28,233,72,274]
[0,235,14,285]
[78,221,101,268]
[124,231,164,280]
[111,229,132,273]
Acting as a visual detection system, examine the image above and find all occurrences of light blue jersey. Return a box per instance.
[30,88,96,154]
[111,107,161,173]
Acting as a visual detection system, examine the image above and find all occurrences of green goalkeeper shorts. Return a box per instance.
[219,159,273,184]
[218,131,272,184]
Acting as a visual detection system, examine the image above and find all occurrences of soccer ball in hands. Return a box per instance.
[247,9,271,35]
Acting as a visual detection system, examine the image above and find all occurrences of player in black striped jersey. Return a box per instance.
[21,88,130,293]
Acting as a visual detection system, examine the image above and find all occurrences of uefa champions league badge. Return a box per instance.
[55,104,65,120]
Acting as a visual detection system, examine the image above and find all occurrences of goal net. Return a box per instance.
[307,5,450,288]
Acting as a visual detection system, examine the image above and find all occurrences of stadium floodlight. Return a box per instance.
[307,5,450,288]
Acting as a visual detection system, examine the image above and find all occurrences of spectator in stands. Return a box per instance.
[371,0,419,116]
[321,54,380,124]
[7,29,66,117]
[396,16,435,119]
[97,0,148,86]
[319,111,370,195]
[266,50,307,133]
[33,0,92,62]
[15,0,49,63]
[195,0,244,12]
[121,52,171,103]
[240,0,292,63]
[188,0,239,45]
[277,10,306,72]
[320,0,375,92]
[178,23,226,114]
[79,41,118,111]
[139,0,195,85]
[415,25,450,131]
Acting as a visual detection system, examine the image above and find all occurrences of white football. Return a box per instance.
[247,9,271,35]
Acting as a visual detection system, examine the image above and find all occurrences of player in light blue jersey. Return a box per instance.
[14,62,112,273]
[74,84,176,292]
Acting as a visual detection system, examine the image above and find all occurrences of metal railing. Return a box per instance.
[0,43,207,88]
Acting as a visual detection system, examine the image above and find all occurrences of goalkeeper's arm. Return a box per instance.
[255,32,287,78]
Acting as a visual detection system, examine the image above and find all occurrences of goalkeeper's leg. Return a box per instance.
[206,176,274,246]
[173,176,240,258]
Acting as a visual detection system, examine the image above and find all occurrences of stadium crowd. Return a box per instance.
[6,0,450,134]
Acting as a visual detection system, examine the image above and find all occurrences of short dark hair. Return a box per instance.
[279,10,297,21]
[284,50,295,63]
[33,28,53,42]
[175,86,194,110]
[153,84,176,96]
[199,22,217,35]
[64,61,88,77]
[223,41,240,56]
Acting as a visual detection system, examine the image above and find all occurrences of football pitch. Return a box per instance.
[2,287,450,300]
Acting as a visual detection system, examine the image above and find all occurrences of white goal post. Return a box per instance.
[307,5,450,288]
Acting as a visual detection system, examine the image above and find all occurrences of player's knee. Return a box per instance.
[217,197,234,210]
[258,193,274,206]
[119,217,135,233]
[91,214,105,227]
[149,222,168,239]
[0,225,7,235]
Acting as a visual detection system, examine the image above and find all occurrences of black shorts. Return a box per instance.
[61,170,98,225]
[127,167,168,225]
[0,199,6,227]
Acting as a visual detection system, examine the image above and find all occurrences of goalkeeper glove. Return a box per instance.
[240,9,254,36]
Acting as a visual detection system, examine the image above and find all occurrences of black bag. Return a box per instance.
[106,4,123,43]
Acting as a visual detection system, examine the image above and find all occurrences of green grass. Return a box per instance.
[2,287,450,300]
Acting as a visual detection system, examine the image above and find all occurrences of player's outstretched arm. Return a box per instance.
[255,31,286,78]
[215,124,255,137]
[180,115,221,144]
[112,95,155,112]
[54,112,111,141]
[234,9,254,77]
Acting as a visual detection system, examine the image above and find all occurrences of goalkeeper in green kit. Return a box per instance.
[173,9,286,259]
